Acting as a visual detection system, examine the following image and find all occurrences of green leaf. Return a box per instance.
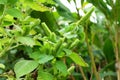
[0,63,5,69]
[76,6,95,25]
[3,15,14,22]
[38,0,55,4]
[0,0,7,4]
[67,65,75,73]
[69,39,79,49]
[64,49,88,67]
[101,61,115,72]
[54,38,65,53]
[37,71,53,80]
[30,2,50,12]
[41,22,52,36]
[0,38,10,45]
[0,43,2,51]
[103,39,115,63]
[24,0,50,12]
[31,11,59,31]
[55,61,68,76]
[0,4,4,16]
[38,0,46,3]
[0,27,6,35]
[67,0,72,2]
[29,51,41,60]
[6,8,22,18]
[14,60,39,78]
[16,37,35,47]
[87,0,112,20]
[54,0,75,21]
[38,54,54,64]
[63,32,77,39]
[81,0,84,5]
[7,0,18,4]
[100,71,116,78]
[69,52,88,67]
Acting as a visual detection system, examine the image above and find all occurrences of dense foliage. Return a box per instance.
[0,0,120,80]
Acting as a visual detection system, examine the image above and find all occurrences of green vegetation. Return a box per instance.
[0,0,120,80]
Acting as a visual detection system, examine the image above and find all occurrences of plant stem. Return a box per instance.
[90,67,93,80]
[84,26,101,80]
[113,1,120,78]
[114,23,120,80]
[79,66,87,80]
[8,44,23,50]
[0,5,6,25]
[70,75,75,80]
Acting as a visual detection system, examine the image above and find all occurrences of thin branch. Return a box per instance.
[85,26,101,80]
[79,66,87,80]
[0,5,7,25]
[114,22,120,80]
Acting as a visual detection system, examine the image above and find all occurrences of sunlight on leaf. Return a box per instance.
[16,37,35,47]
[64,49,88,67]
[6,8,22,18]
[0,63,5,69]
[38,54,54,64]
[14,60,39,78]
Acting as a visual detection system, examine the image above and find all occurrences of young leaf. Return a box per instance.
[16,37,35,47]
[24,0,50,12]
[64,49,88,67]
[30,2,50,12]
[55,61,68,76]
[54,38,65,53]
[14,60,39,78]
[69,39,79,49]
[67,65,75,74]
[41,22,52,36]
[69,52,88,67]
[76,6,95,25]
[38,54,54,64]
[37,71,53,80]
[6,8,22,18]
